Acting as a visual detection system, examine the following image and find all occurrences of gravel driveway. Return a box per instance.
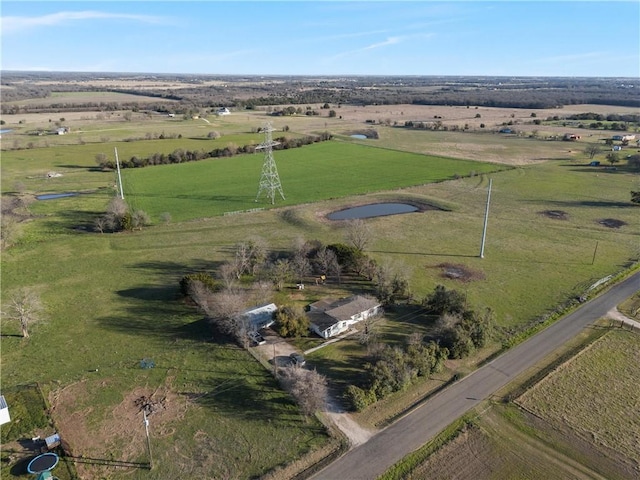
[252,328,377,447]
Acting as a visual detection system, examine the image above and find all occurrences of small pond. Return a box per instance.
[0,129,13,135]
[328,203,418,220]
[350,134,368,139]
[36,192,78,200]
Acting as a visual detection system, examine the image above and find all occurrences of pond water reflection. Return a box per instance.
[36,193,78,200]
[328,203,418,220]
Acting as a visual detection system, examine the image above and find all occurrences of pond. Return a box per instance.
[327,203,418,220]
[0,129,13,135]
[36,192,78,200]
[350,134,368,139]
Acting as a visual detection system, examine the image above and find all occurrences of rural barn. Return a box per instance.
[307,295,381,339]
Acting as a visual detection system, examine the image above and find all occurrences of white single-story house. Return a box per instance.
[238,303,277,331]
[307,295,381,339]
[216,107,231,116]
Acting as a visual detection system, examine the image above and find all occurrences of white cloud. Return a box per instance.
[534,51,606,64]
[1,10,168,35]
[328,33,435,61]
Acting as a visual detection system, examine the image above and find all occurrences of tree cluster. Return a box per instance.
[278,366,328,417]
[94,134,332,170]
[93,197,150,233]
[423,285,494,359]
[345,339,448,411]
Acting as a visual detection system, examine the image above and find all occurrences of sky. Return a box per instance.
[1,1,639,77]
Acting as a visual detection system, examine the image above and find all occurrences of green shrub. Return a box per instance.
[179,272,219,297]
[345,385,376,412]
[275,305,310,338]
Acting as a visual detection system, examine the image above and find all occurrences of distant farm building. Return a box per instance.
[563,133,580,141]
[216,107,231,116]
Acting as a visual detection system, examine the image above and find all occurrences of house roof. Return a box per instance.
[307,311,341,332]
[310,295,380,321]
[239,303,277,326]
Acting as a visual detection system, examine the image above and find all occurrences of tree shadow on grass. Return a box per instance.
[544,199,636,209]
[180,374,315,427]
[40,209,105,233]
[126,259,225,281]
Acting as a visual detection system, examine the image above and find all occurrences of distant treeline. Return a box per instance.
[564,112,639,122]
[2,74,638,112]
[96,133,332,170]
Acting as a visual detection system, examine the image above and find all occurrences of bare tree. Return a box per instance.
[209,289,248,328]
[107,196,128,217]
[233,242,252,279]
[93,216,108,233]
[345,219,372,252]
[3,288,44,338]
[131,210,150,229]
[218,262,239,289]
[246,236,268,275]
[313,246,341,283]
[1,214,19,249]
[584,144,601,160]
[248,280,274,306]
[231,238,268,279]
[279,366,328,417]
[269,258,293,290]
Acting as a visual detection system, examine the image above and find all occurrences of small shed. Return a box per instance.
[0,395,10,425]
[238,303,277,331]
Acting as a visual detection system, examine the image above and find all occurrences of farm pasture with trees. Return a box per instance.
[1,73,639,479]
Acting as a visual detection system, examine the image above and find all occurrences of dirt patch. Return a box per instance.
[49,377,187,479]
[407,425,497,479]
[598,218,627,228]
[540,210,569,220]
[434,263,485,283]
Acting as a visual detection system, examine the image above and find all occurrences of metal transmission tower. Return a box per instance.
[255,123,285,204]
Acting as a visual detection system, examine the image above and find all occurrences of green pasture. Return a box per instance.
[2,115,640,478]
[121,141,504,221]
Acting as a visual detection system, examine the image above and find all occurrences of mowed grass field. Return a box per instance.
[2,105,640,479]
[122,141,505,221]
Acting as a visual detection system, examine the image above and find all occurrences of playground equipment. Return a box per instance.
[27,452,58,475]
